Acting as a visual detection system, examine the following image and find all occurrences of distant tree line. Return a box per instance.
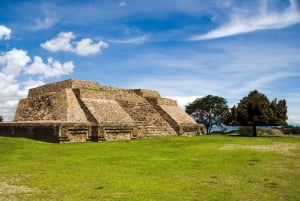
[185,90,288,136]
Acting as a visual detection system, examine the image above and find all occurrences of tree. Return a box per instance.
[225,90,287,137]
[185,95,229,134]
[0,115,2,122]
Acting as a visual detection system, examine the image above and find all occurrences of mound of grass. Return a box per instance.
[0,135,299,201]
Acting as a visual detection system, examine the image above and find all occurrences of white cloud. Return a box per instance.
[0,78,46,120]
[110,35,148,44]
[0,48,31,77]
[75,39,108,56]
[41,32,108,56]
[32,17,57,30]
[169,96,201,108]
[25,56,74,78]
[0,25,11,40]
[41,32,75,52]
[191,0,300,40]
[0,73,19,98]
[284,93,300,125]
[288,115,300,126]
[17,79,45,98]
[0,76,44,120]
[0,48,73,79]
[0,72,22,120]
[0,48,75,120]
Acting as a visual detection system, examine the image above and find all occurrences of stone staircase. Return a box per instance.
[114,91,177,137]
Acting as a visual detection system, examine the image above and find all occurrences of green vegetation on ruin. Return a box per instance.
[83,87,108,93]
[0,135,299,201]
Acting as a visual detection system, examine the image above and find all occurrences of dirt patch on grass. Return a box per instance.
[0,182,36,201]
[219,143,299,155]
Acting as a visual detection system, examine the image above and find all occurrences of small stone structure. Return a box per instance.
[0,79,204,142]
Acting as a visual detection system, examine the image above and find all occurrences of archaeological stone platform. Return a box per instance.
[0,79,204,142]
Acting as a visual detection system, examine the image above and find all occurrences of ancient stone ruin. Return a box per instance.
[0,79,204,142]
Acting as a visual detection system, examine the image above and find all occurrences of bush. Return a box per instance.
[281,126,300,135]
[258,128,283,136]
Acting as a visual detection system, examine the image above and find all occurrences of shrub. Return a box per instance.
[281,126,300,135]
[258,128,283,136]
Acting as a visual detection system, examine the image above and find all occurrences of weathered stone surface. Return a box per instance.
[0,121,91,143]
[81,98,133,123]
[0,79,203,142]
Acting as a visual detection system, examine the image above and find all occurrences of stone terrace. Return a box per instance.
[0,79,204,142]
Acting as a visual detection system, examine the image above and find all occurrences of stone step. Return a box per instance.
[58,136,70,142]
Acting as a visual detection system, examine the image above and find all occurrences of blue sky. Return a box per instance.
[0,0,300,125]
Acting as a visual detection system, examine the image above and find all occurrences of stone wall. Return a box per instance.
[65,89,88,122]
[14,89,69,121]
[0,122,91,143]
[28,79,100,97]
[147,97,177,106]
[81,98,134,123]
[91,123,134,141]
[132,89,160,98]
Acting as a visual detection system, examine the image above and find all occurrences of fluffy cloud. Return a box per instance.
[26,56,74,78]
[0,25,75,120]
[41,32,74,52]
[191,0,300,40]
[0,48,74,120]
[75,39,108,56]
[0,73,19,98]
[41,32,108,56]
[0,48,31,77]
[0,25,11,40]
[0,76,44,120]
[0,71,27,120]
[0,48,73,79]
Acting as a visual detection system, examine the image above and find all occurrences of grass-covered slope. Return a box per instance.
[0,135,299,201]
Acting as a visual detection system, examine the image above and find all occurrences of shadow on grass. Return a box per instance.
[224,134,283,138]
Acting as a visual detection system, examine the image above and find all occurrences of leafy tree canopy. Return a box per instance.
[185,95,229,134]
[225,90,288,137]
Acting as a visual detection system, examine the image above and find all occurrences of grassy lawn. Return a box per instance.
[0,135,299,201]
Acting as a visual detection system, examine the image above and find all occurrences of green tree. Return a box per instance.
[185,95,229,134]
[225,90,287,137]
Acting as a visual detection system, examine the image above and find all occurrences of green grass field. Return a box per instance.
[0,135,299,201]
